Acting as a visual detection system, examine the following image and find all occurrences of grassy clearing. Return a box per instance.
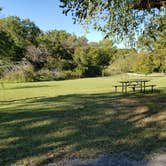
[0,74,166,165]
[1,74,166,101]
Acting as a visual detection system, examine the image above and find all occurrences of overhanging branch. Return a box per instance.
[130,0,166,10]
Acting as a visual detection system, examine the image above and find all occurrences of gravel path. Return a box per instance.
[47,154,166,166]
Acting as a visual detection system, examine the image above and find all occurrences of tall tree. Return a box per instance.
[138,15,166,51]
[0,31,20,61]
[137,15,166,72]
[39,30,74,60]
[59,0,166,44]
[0,16,41,47]
[0,16,41,62]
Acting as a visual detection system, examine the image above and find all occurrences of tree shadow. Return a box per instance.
[0,92,165,165]
[0,96,44,103]
[3,84,54,90]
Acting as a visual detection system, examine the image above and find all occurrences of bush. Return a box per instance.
[104,68,123,76]
[35,69,65,81]
[23,65,35,81]
[64,69,82,79]
[84,66,102,77]
[3,64,35,82]
[35,69,54,81]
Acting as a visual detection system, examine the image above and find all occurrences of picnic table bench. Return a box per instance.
[114,79,156,94]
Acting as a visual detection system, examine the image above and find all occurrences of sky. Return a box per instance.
[0,0,105,43]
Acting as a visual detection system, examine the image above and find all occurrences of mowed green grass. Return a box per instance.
[0,74,166,165]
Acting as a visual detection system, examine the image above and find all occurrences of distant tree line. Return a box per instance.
[0,15,165,82]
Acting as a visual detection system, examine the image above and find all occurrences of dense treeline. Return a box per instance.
[0,15,165,82]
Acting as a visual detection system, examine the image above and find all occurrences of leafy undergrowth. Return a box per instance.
[0,91,165,165]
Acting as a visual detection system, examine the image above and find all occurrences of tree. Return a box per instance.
[59,0,166,44]
[25,45,48,70]
[109,48,137,73]
[73,46,89,76]
[138,15,166,51]
[39,30,74,60]
[73,40,114,77]
[97,39,115,76]
[0,16,41,47]
[132,0,166,10]
[133,53,154,74]
[39,30,84,71]
[0,16,41,62]
[0,31,21,62]
[138,15,166,72]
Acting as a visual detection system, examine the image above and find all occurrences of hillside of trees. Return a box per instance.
[0,15,165,82]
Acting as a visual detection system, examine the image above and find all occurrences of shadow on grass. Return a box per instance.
[2,84,54,90]
[0,92,165,165]
[0,97,45,103]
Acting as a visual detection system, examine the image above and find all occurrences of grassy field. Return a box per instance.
[0,74,166,165]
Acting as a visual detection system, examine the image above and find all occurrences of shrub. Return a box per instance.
[35,69,54,81]
[23,64,35,81]
[34,69,65,81]
[73,68,83,78]
[85,66,102,77]
[4,70,26,82]
[63,69,84,79]
[3,64,35,82]
[63,70,76,79]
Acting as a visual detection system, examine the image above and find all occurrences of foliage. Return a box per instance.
[0,16,41,47]
[44,56,61,70]
[137,15,166,73]
[63,69,82,79]
[1,14,166,82]
[0,31,21,61]
[35,69,54,81]
[107,49,136,74]
[3,64,35,82]
[152,50,166,72]
[25,45,48,70]
[138,15,166,52]
[73,40,114,77]
[0,16,41,62]
[133,53,154,74]
[39,30,75,60]
[59,0,166,44]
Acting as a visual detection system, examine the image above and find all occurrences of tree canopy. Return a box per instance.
[0,9,166,82]
[59,0,166,44]
[138,14,166,51]
[0,16,41,47]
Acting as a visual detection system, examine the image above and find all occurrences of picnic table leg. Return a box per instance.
[140,82,143,92]
[115,86,117,93]
[125,83,127,94]
[151,85,154,93]
[143,82,145,93]
[132,86,136,93]
[122,83,125,93]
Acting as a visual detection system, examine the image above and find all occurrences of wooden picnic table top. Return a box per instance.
[119,79,150,83]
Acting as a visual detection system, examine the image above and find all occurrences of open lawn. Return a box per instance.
[0,74,166,165]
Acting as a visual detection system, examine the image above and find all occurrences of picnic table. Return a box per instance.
[114,79,156,94]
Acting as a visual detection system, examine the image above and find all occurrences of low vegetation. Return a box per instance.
[0,74,165,165]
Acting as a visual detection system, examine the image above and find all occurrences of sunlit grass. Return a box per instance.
[0,74,166,165]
